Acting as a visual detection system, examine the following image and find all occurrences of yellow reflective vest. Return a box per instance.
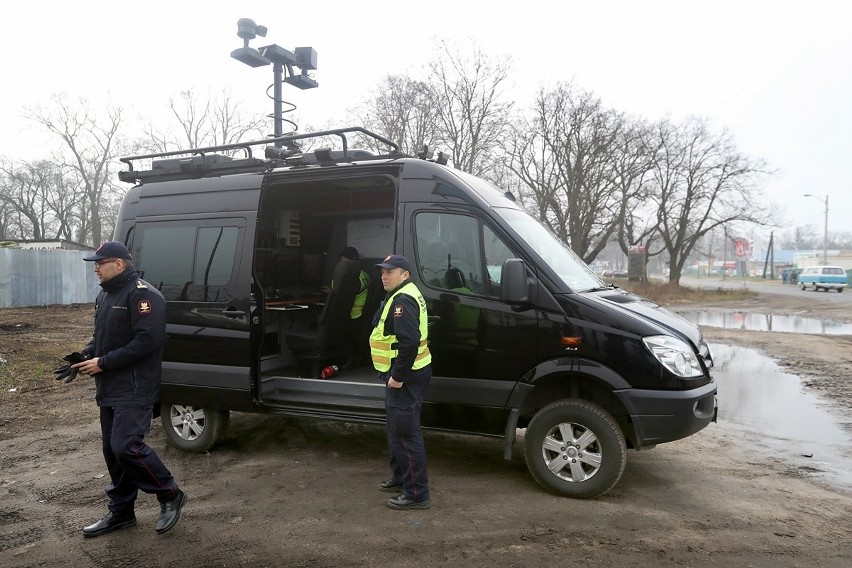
[350,270,370,319]
[369,281,431,372]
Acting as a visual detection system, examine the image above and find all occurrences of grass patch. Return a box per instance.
[0,304,93,392]
[618,280,756,305]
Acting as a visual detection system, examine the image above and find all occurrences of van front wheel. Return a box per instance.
[524,400,626,499]
[160,404,229,453]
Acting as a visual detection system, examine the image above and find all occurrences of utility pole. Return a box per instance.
[803,193,829,264]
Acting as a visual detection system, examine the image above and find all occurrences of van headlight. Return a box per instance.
[643,335,704,378]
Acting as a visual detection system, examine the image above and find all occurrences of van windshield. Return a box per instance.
[494,207,604,292]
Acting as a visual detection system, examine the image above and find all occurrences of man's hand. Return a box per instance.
[73,358,103,376]
[387,377,404,389]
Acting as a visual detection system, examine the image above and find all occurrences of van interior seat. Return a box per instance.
[284,258,362,376]
[445,267,467,290]
[354,265,386,365]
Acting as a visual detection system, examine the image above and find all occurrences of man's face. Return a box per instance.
[93,258,126,283]
[380,267,409,291]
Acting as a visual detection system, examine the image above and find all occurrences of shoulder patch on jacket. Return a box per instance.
[137,299,153,315]
[393,304,404,317]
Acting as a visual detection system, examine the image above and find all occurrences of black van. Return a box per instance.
[115,127,716,499]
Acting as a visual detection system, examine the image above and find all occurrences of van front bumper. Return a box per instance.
[615,381,717,449]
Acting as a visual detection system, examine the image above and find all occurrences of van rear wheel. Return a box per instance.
[524,400,626,499]
[160,403,229,453]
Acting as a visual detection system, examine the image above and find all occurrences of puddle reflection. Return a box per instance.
[677,311,852,334]
[712,344,852,489]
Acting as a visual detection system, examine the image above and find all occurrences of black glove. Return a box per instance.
[53,363,78,383]
[53,352,88,384]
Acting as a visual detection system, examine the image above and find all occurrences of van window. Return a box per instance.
[824,267,844,275]
[492,207,601,292]
[483,224,516,290]
[135,223,241,302]
[414,211,516,299]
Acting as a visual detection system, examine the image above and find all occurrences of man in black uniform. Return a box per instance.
[369,255,432,510]
[71,241,187,537]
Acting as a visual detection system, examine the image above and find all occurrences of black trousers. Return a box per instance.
[383,369,431,503]
[99,406,179,514]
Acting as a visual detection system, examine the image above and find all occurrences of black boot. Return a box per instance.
[82,511,137,538]
[155,490,187,534]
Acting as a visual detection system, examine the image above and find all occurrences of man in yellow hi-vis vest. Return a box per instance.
[336,247,370,319]
[370,254,432,510]
[321,246,371,368]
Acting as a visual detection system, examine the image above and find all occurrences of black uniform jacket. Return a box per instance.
[84,268,166,407]
[375,281,432,409]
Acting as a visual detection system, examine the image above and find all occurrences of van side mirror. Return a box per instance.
[501,258,530,304]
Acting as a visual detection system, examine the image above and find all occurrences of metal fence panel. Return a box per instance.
[0,249,100,307]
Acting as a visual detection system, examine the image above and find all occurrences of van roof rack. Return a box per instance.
[118,127,405,184]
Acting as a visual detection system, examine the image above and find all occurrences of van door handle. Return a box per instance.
[222,308,246,319]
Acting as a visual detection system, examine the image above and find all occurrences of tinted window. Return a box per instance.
[493,207,601,292]
[414,211,516,299]
[135,223,241,302]
[194,227,239,285]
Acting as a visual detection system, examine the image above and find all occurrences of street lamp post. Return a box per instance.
[803,193,829,264]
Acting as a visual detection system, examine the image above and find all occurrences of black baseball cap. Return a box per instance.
[376,254,413,272]
[84,241,132,261]
[338,246,359,260]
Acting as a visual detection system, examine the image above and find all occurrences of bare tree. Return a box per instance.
[650,117,770,284]
[350,74,439,155]
[0,159,45,239]
[611,118,663,260]
[141,88,268,153]
[506,83,627,263]
[0,198,14,240]
[25,94,127,245]
[0,159,82,240]
[779,225,818,250]
[427,40,513,178]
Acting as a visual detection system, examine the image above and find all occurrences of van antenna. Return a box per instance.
[230,18,318,150]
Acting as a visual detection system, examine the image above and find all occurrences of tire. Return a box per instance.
[524,400,627,499]
[839,287,844,293]
[160,403,229,453]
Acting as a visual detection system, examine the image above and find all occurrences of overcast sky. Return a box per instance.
[2,0,851,243]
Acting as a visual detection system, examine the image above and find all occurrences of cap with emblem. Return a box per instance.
[84,241,132,261]
[375,254,413,273]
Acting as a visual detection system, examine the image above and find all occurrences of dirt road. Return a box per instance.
[1,293,851,567]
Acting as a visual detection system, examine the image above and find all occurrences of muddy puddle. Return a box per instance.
[676,310,852,334]
[711,343,852,489]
